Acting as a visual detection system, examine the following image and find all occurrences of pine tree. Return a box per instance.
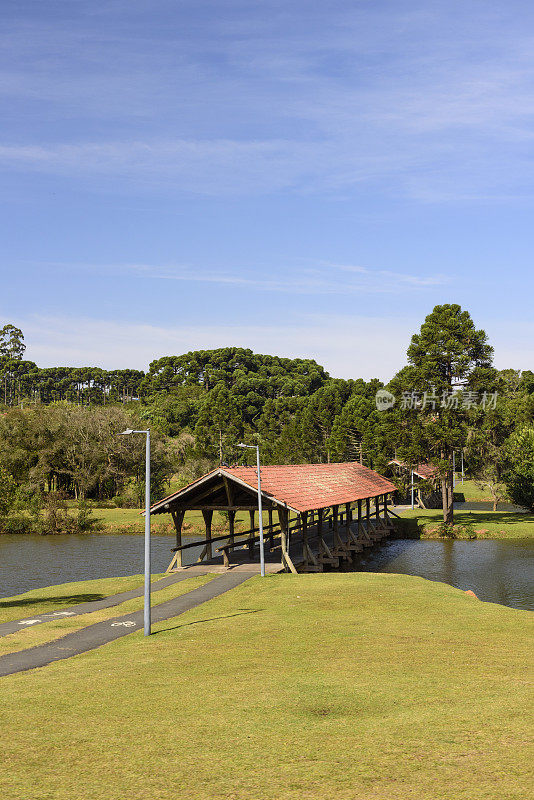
[386,305,494,523]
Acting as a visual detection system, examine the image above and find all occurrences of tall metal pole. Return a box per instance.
[411,470,414,510]
[256,445,265,578]
[144,430,151,636]
[461,451,464,484]
[452,451,456,489]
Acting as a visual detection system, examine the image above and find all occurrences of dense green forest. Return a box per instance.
[1,307,533,533]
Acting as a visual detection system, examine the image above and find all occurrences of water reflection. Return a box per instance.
[357,539,534,610]
[0,534,179,599]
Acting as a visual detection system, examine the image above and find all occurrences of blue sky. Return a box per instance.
[1,0,533,379]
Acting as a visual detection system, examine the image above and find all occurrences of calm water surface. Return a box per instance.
[0,534,182,599]
[357,539,533,610]
[0,534,532,611]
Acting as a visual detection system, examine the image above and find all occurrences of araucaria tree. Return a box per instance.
[391,304,494,523]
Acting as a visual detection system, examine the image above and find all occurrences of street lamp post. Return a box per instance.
[411,469,414,510]
[237,443,265,577]
[120,428,151,635]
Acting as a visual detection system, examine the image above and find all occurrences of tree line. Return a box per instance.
[0,306,533,533]
[0,325,325,405]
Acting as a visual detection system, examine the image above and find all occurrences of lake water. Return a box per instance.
[357,539,533,610]
[0,534,532,611]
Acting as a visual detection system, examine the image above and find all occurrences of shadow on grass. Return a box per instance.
[0,593,106,610]
[154,608,264,635]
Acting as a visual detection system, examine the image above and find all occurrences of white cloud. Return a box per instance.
[19,311,533,383]
[1,5,534,199]
[34,259,447,297]
[123,261,448,295]
[21,313,414,381]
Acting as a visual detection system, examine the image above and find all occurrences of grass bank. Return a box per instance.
[395,508,534,539]
[0,572,531,800]
[0,573,161,624]
[91,507,268,536]
[0,505,258,537]
[452,478,503,503]
[0,574,214,657]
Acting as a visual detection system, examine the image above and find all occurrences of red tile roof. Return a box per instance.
[389,459,438,481]
[152,461,397,514]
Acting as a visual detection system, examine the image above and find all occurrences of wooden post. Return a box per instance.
[278,508,291,572]
[333,504,349,558]
[228,509,236,545]
[315,507,335,565]
[375,496,380,522]
[366,498,371,533]
[248,509,255,557]
[357,500,362,538]
[202,510,213,560]
[345,503,351,538]
[287,511,292,551]
[224,509,236,568]
[302,511,308,562]
[171,509,184,568]
[277,508,297,573]
[268,508,274,549]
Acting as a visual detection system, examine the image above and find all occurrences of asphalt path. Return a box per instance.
[0,570,199,638]
[0,572,254,677]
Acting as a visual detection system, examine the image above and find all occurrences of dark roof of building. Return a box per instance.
[151,461,397,515]
[388,459,438,481]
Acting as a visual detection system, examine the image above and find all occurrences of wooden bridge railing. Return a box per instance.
[164,504,395,574]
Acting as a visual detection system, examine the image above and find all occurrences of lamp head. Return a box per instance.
[119,428,134,435]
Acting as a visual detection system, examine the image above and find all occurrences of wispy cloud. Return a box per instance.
[40,259,448,296]
[331,263,447,288]
[1,2,533,200]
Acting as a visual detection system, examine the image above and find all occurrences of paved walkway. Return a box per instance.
[0,571,254,678]
[0,570,202,638]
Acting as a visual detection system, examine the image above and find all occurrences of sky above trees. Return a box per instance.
[1,0,533,379]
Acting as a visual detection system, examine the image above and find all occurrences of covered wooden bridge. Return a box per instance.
[151,461,398,574]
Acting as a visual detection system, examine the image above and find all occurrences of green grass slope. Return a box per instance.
[0,572,531,800]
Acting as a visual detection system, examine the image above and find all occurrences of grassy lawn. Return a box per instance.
[0,572,531,800]
[0,574,214,657]
[453,478,508,504]
[395,508,534,538]
[0,573,165,624]
[86,506,259,536]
